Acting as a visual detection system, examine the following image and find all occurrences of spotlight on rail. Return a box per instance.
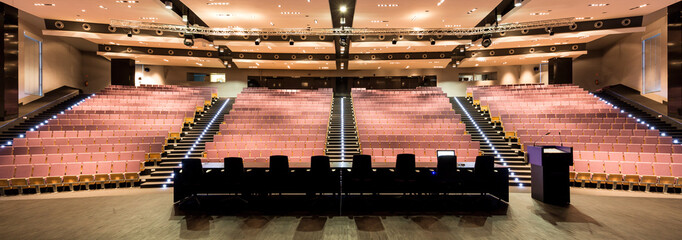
[183,34,195,47]
[481,35,492,48]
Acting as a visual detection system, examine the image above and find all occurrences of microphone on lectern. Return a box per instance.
[532,131,552,147]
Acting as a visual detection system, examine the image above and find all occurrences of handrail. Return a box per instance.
[0,89,79,132]
[602,88,682,129]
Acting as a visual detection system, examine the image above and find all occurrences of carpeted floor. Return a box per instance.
[0,187,681,239]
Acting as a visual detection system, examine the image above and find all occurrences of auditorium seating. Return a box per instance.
[353,87,480,162]
[0,85,215,194]
[203,88,332,163]
[469,84,681,191]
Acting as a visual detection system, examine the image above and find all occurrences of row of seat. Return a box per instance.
[0,161,140,194]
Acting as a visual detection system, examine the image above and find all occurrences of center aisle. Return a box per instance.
[326,97,360,162]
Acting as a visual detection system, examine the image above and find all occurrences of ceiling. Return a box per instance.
[98,52,225,68]
[4,0,678,69]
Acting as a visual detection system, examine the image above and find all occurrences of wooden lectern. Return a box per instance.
[527,146,573,205]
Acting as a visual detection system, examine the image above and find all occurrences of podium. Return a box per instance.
[528,146,573,205]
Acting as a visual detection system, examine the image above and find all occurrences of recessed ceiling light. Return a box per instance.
[588,3,609,7]
[140,17,158,20]
[437,0,445,6]
[445,24,461,28]
[99,5,108,9]
[280,12,301,15]
[630,4,649,10]
[115,1,139,3]
[467,8,477,14]
[575,17,593,20]
[314,19,318,24]
[340,6,347,12]
[207,2,230,6]
[75,18,84,21]
[217,13,232,17]
[530,12,549,16]
[34,3,56,6]
[163,59,169,62]
[378,4,399,7]
[370,20,388,23]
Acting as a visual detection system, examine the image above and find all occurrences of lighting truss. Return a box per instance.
[110,18,576,37]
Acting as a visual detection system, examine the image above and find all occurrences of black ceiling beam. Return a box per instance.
[329,0,356,70]
[476,0,516,27]
[488,16,643,39]
[160,0,209,28]
[466,43,587,58]
[98,44,218,58]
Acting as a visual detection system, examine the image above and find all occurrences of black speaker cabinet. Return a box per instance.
[548,58,573,85]
[111,59,136,86]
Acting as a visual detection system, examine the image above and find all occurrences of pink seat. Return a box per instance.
[604,161,620,174]
[574,160,589,172]
[48,163,66,177]
[636,162,654,175]
[672,164,682,177]
[125,160,140,173]
[32,164,50,177]
[620,162,637,175]
[0,165,13,179]
[13,164,32,178]
[111,161,127,173]
[639,153,655,162]
[81,162,97,174]
[653,163,671,176]
[0,156,12,165]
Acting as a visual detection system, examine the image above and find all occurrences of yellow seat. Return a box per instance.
[607,174,623,190]
[124,172,139,187]
[79,174,95,190]
[590,173,608,188]
[657,176,677,193]
[10,178,29,193]
[45,176,63,192]
[110,173,125,188]
[94,173,110,189]
[62,175,79,191]
[28,177,46,194]
[575,172,591,187]
[623,175,641,191]
[0,179,10,196]
[639,175,658,192]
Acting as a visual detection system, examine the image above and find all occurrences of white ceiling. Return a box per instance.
[98,52,226,68]
[215,40,336,54]
[232,59,337,70]
[1,0,183,25]
[8,0,674,69]
[183,0,333,28]
[354,0,501,28]
[458,51,588,67]
[503,0,680,23]
[349,59,450,70]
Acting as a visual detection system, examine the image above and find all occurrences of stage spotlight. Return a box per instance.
[164,1,173,9]
[481,35,492,48]
[183,34,195,47]
[391,38,397,45]
[255,37,261,45]
[548,27,555,36]
[430,38,436,45]
[289,38,294,46]
[127,30,133,37]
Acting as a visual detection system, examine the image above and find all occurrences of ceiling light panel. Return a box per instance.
[502,0,679,24]
[354,1,498,28]
[185,0,332,28]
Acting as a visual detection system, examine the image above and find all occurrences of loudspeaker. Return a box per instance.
[111,59,136,86]
[548,58,573,84]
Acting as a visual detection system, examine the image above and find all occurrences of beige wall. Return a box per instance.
[573,9,668,103]
[136,64,545,98]
[16,10,110,104]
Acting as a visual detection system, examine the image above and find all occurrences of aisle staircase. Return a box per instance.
[140,98,233,188]
[325,97,360,162]
[451,97,530,187]
[0,94,90,144]
[594,92,682,143]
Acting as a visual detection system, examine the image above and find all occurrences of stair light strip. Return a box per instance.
[185,99,230,159]
[453,97,507,167]
[2,94,95,148]
[340,97,345,160]
[594,94,679,145]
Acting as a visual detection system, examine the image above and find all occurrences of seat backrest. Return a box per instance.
[396,154,416,177]
[437,155,457,177]
[269,155,289,176]
[224,157,244,177]
[351,154,372,176]
[474,155,495,179]
[310,155,331,177]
